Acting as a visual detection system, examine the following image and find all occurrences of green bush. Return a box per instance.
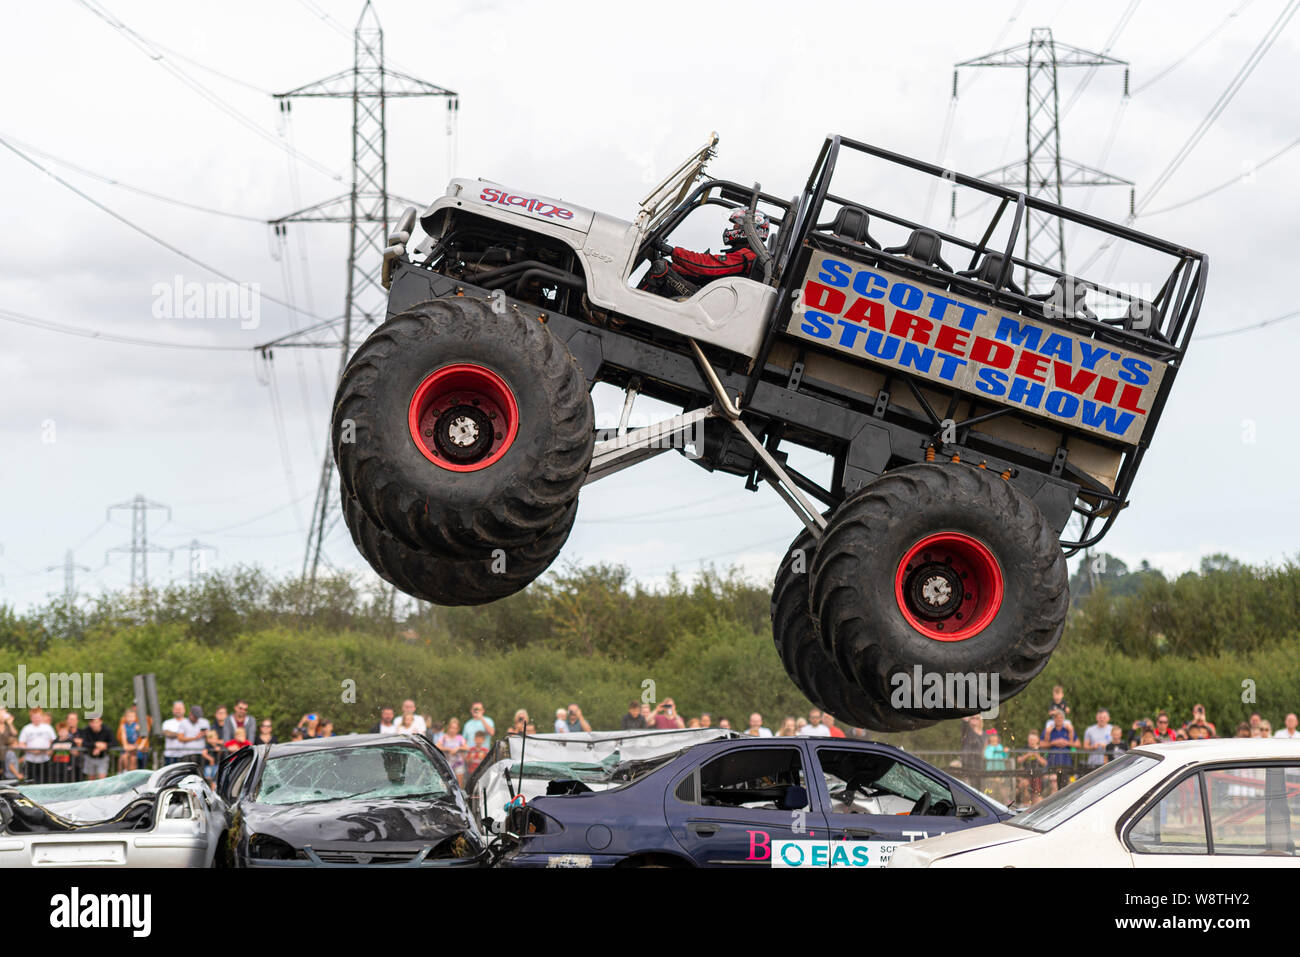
[3,553,1299,751]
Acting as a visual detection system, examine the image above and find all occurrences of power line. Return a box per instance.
[577,488,735,524]
[1132,1,1256,95]
[578,500,784,526]
[641,533,793,579]
[1198,309,1300,340]
[0,134,331,321]
[296,0,356,41]
[1136,0,1299,214]
[293,0,425,77]
[1,131,269,222]
[1062,1,1143,229]
[261,353,307,533]
[1071,1,1255,231]
[933,0,1032,221]
[1076,1,1299,272]
[141,39,273,95]
[1141,132,1300,216]
[207,526,309,542]
[169,494,312,537]
[170,483,299,509]
[74,0,344,183]
[1060,0,1141,117]
[72,519,114,550]
[991,0,1031,49]
[0,306,257,351]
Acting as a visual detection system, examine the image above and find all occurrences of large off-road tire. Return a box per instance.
[811,463,1068,723]
[773,528,936,732]
[341,490,575,606]
[333,298,594,558]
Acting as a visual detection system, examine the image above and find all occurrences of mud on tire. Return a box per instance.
[773,527,936,732]
[332,298,594,558]
[342,490,575,606]
[810,463,1068,722]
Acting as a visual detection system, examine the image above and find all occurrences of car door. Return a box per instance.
[666,743,812,866]
[1127,762,1299,868]
[216,744,259,803]
[807,743,976,862]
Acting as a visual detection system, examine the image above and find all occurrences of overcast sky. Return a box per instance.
[2,0,1297,610]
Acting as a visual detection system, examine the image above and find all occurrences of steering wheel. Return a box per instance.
[839,774,870,806]
[910,791,932,816]
[635,232,675,268]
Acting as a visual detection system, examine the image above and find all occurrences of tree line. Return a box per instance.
[1,551,1297,750]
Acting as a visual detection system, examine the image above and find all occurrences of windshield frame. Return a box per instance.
[1008,751,1161,833]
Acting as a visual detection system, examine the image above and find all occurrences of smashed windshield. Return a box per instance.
[18,770,153,804]
[255,745,450,806]
[502,751,682,788]
[876,761,950,803]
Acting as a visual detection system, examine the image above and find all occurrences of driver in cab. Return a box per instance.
[643,209,771,297]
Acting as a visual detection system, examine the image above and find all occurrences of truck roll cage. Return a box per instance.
[782,136,1207,360]
[639,179,794,273]
[741,136,1207,554]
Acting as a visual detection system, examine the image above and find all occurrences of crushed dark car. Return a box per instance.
[217,733,487,867]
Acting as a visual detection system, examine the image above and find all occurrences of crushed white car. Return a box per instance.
[889,739,1300,867]
[0,763,225,867]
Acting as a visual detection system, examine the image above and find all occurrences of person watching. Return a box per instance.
[652,699,685,730]
[621,700,649,731]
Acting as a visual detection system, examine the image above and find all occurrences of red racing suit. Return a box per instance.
[669,244,757,281]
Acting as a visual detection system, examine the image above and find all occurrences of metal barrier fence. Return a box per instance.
[3,742,1113,807]
[1,744,228,785]
[912,749,1115,806]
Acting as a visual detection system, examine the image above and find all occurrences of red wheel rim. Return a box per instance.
[893,532,1003,642]
[408,364,519,472]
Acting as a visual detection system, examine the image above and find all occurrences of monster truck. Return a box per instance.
[333,133,1206,730]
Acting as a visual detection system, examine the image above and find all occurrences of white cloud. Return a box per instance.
[3,0,1299,608]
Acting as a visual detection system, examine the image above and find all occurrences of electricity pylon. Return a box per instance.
[260,1,458,584]
[106,495,172,590]
[179,539,217,584]
[957,28,1132,291]
[47,549,91,602]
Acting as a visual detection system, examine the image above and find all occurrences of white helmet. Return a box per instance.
[724,208,770,246]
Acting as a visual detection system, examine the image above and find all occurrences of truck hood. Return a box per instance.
[438,178,595,232]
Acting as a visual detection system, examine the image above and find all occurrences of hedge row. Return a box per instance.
[10,620,1296,753]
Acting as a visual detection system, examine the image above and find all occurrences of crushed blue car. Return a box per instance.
[491,734,1012,868]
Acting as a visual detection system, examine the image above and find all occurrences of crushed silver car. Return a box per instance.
[0,763,225,867]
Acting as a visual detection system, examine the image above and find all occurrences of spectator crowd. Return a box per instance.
[3,685,1296,798]
[0,693,878,789]
[958,684,1300,806]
